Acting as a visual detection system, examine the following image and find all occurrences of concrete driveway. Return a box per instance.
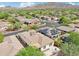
[43,46,60,56]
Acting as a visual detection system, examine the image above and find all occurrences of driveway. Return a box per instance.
[43,46,60,56]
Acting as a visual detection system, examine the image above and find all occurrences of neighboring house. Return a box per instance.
[57,26,75,34]
[37,27,61,39]
[16,30,54,51]
[68,24,75,28]
[51,16,59,23]
[0,21,9,32]
[74,24,79,32]
[15,16,27,23]
[57,26,74,42]
[51,16,59,20]
[0,35,23,56]
[69,23,79,32]
[24,18,40,26]
[40,16,59,22]
[38,22,46,28]
[16,16,40,26]
[40,16,51,21]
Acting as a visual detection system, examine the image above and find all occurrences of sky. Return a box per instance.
[0,2,48,7]
[65,2,79,5]
[0,2,79,7]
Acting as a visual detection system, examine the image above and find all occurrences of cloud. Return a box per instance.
[20,2,35,7]
[0,5,5,7]
[68,2,76,5]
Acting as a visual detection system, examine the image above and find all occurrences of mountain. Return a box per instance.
[0,2,79,10]
[21,2,79,10]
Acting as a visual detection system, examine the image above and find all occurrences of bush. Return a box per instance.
[0,32,4,43]
[16,46,44,56]
[54,38,63,47]
[30,25,38,30]
[25,15,33,19]
[7,24,15,31]
[21,24,29,31]
[59,16,71,25]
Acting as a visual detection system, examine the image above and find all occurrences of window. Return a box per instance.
[49,43,52,46]
[43,46,46,49]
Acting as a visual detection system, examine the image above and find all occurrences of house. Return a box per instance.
[57,26,75,34]
[16,16,40,26]
[57,26,74,42]
[68,23,75,28]
[40,16,59,22]
[51,16,59,20]
[0,21,9,32]
[51,16,59,23]
[24,18,40,26]
[75,24,79,28]
[68,23,79,32]
[0,35,23,56]
[37,27,61,39]
[40,16,51,21]
[16,30,54,51]
[15,16,26,23]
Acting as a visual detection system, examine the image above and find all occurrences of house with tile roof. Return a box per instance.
[16,30,54,51]
[16,16,40,26]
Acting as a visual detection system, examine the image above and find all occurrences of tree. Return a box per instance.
[14,22,21,29]
[60,43,79,56]
[69,32,79,45]
[7,22,21,31]
[21,24,29,31]
[16,46,44,56]
[0,12,9,19]
[59,16,71,25]
[25,15,33,19]
[0,32,4,43]
[60,32,79,56]
[7,16,16,23]
[7,24,15,31]
[54,38,63,47]
[30,25,38,30]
